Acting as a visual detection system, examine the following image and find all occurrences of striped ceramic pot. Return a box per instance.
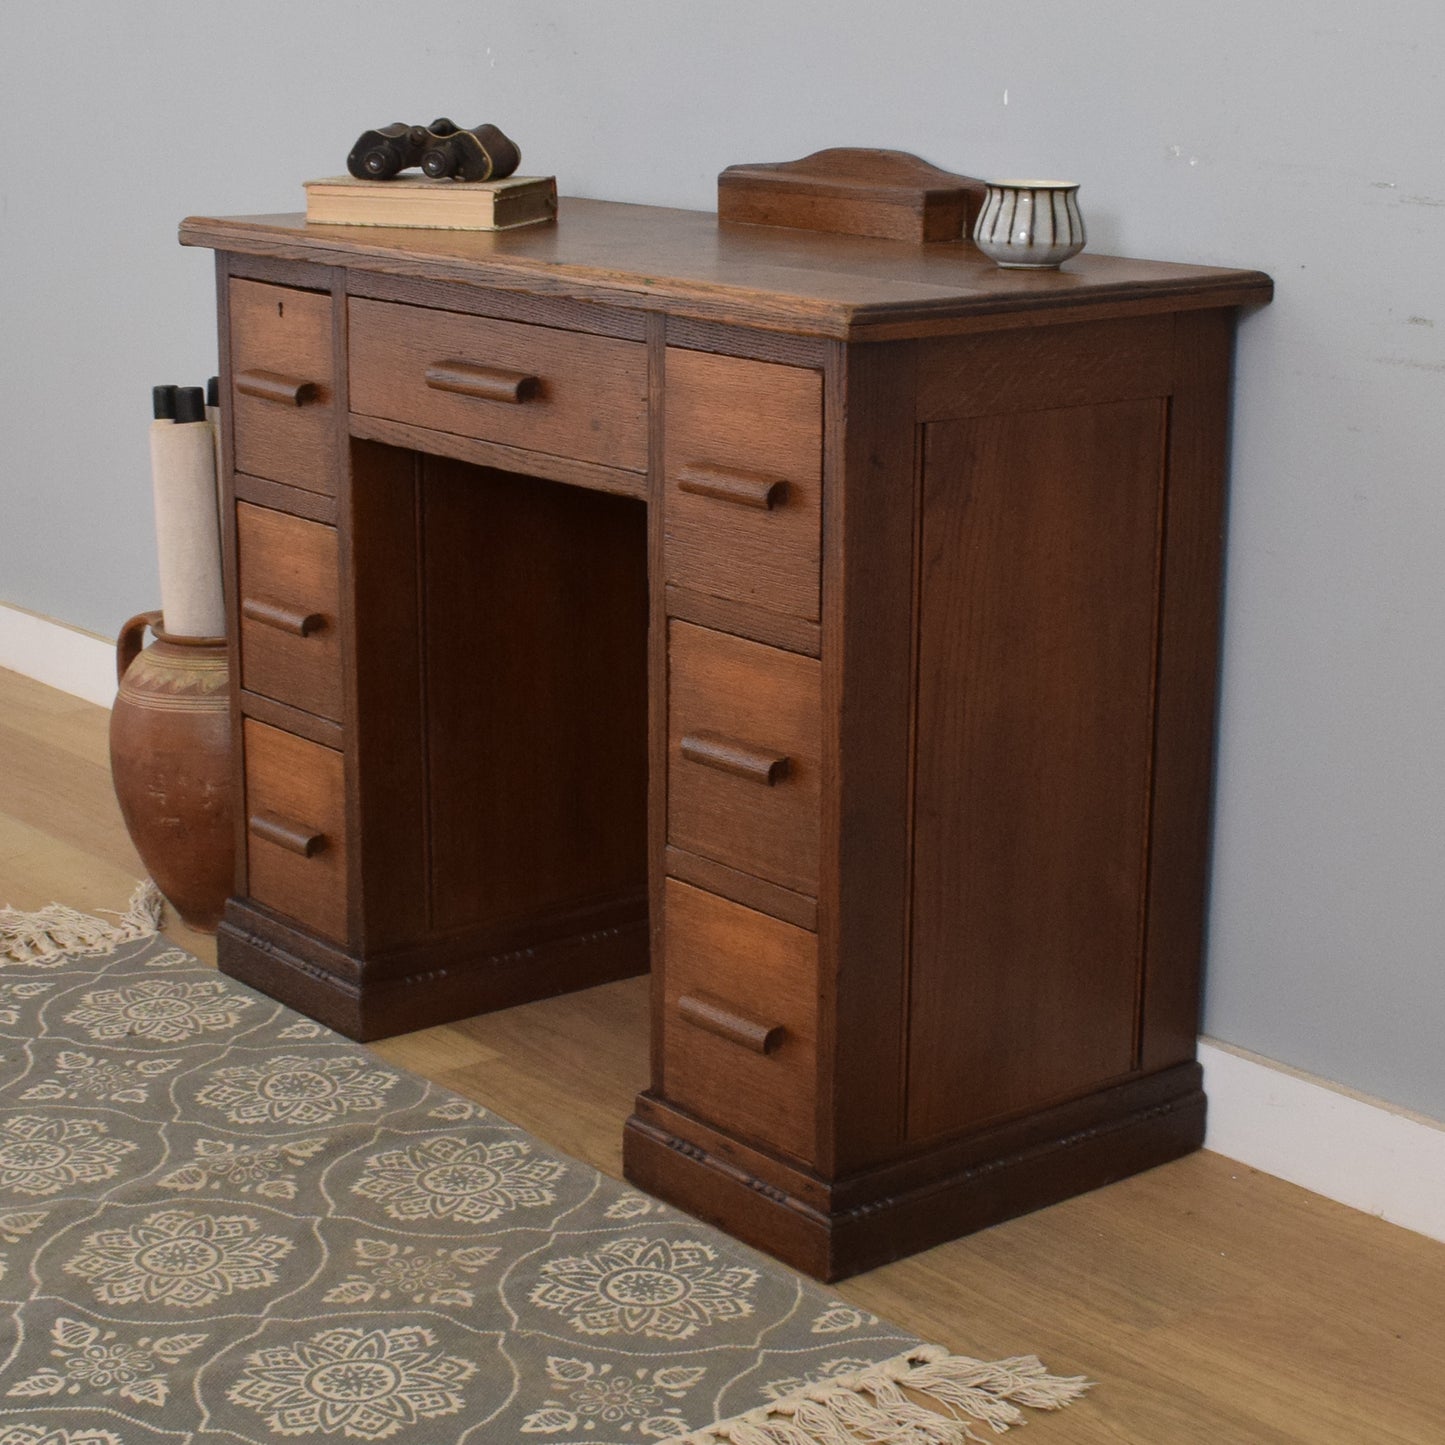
[973,180,1086,270]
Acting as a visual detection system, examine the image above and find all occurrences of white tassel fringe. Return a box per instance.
[0,881,162,964]
[681,1346,1091,1444]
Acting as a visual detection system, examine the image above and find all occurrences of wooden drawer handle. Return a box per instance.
[425,360,540,404]
[678,992,785,1055]
[677,465,788,510]
[248,810,326,857]
[241,597,326,638]
[680,731,790,785]
[235,369,320,406]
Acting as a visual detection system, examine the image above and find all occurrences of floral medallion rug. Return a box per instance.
[0,890,1088,1444]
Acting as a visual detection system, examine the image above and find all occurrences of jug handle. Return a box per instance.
[116,611,163,685]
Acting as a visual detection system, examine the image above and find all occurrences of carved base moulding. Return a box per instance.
[218,900,648,1043]
[625,1066,1206,1282]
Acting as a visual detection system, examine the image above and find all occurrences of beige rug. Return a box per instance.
[0,889,1088,1443]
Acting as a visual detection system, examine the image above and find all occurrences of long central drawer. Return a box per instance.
[348,299,648,470]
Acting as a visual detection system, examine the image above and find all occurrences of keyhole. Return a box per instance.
[277,301,284,318]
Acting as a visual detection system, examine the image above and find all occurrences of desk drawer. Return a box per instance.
[662,880,818,1163]
[664,349,822,621]
[229,280,338,496]
[348,299,648,471]
[236,502,342,721]
[243,719,348,943]
[668,621,820,897]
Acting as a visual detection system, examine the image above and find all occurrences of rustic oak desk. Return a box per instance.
[181,200,1270,1280]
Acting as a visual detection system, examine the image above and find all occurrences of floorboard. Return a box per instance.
[3,664,1441,1442]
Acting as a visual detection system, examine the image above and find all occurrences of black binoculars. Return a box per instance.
[347,119,522,183]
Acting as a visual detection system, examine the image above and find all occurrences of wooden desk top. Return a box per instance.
[181,197,1271,341]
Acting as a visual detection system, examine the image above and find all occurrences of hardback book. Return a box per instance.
[304,174,558,231]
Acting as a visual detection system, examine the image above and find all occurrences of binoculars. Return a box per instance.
[347,119,521,183]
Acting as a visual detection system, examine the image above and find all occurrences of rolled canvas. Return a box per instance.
[150,417,225,637]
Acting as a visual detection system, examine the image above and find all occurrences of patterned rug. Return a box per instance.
[0,889,1088,1444]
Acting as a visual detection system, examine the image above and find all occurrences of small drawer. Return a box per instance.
[348,299,648,471]
[668,621,820,897]
[664,349,822,621]
[662,880,818,1163]
[236,502,342,721]
[228,280,338,496]
[243,719,348,942]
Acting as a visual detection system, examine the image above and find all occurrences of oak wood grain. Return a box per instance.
[663,844,818,931]
[233,471,338,525]
[181,202,1273,342]
[236,502,341,721]
[348,297,648,471]
[906,399,1167,1139]
[663,585,821,657]
[718,147,985,244]
[228,278,337,495]
[667,621,821,897]
[343,439,428,953]
[664,349,823,620]
[661,880,819,1163]
[346,267,647,341]
[216,253,247,902]
[242,718,347,942]
[420,458,649,935]
[916,313,1174,421]
[238,690,344,751]
[1140,309,1235,1071]
[348,413,646,500]
[817,339,920,1173]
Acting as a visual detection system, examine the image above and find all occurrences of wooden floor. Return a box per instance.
[4,663,1442,1443]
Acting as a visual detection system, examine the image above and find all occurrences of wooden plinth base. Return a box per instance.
[217,897,649,1041]
[624,1063,1206,1281]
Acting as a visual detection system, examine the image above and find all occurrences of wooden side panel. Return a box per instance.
[646,317,670,1096]
[916,315,1174,421]
[907,398,1167,1139]
[346,440,429,952]
[216,254,247,904]
[819,340,919,1173]
[1140,310,1235,1070]
[420,459,649,934]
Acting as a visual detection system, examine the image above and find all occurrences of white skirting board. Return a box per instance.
[1200,1037,1445,1243]
[2,605,1442,1242]
[0,602,117,708]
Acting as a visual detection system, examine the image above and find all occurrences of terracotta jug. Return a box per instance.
[109,610,235,931]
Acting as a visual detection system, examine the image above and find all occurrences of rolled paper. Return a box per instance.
[149,408,225,639]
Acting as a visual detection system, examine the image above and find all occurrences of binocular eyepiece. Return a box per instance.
[347,119,521,183]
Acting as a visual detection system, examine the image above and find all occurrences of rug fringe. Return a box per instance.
[680,1345,1091,1443]
[0,880,162,963]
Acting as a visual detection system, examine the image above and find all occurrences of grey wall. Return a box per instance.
[3,2,1441,1119]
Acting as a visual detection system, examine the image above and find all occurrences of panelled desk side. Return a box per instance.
[182,201,1271,1280]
